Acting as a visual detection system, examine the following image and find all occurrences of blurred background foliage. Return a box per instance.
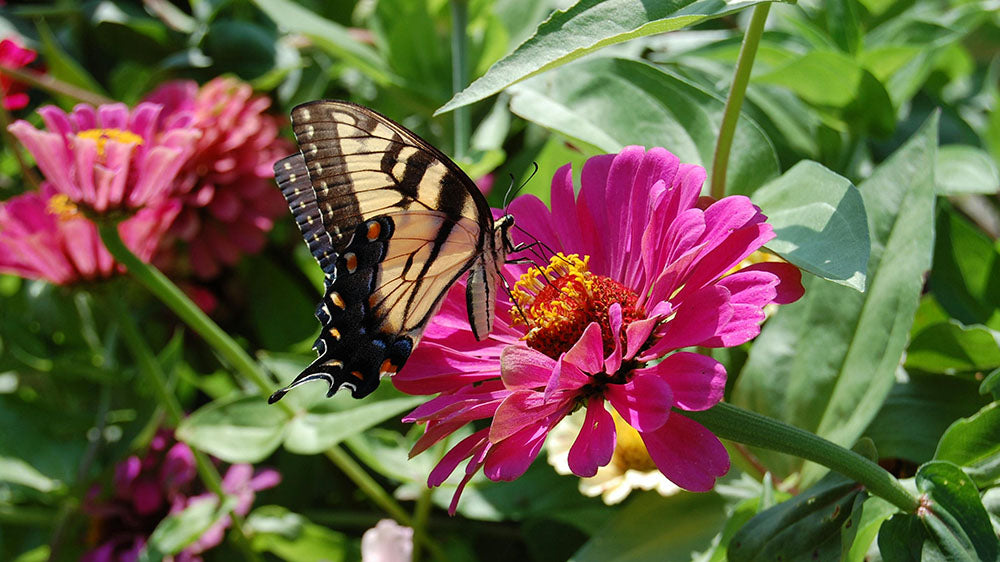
[0,0,998,560]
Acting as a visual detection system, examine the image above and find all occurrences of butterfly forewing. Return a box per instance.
[270,101,502,402]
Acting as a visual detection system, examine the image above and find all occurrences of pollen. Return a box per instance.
[511,253,645,359]
[76,128,144,159]
[47,194,79,220]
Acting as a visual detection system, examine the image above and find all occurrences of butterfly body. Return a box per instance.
[269,101,513,402]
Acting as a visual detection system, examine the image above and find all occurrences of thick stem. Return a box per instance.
[684,402,919,512]
[0,65,113,107]
[709,4,770,199]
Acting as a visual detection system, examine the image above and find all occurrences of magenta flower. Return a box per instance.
[83,430,279,562]
[0,184,179,284]
[0,37,37,110]
[143,77,292,279]
[7,102,199,214]
[397,146,804,513]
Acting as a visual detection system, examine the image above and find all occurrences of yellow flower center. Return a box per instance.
[47,194,79,220]
[76,128,144,159]
[611,410,657,472]
[511,253,645,359]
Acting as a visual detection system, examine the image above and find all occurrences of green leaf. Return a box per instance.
[201,20,278,79]
[935,402,1000,488]
[570,491,726,562]
[728,472,866,562]
[915,461,998,562]
[981,368,1000,401]
[751,161,869,291]
[844,497,897,562]
[878,514,926,562]
[929,209,1000,330]
[284,395,424,454]
[935,145,1000,195]
[243,256,317,351]
[251,0,393,85]
[754,50,895,136]
[0,457,62,493]
[905,321,1000,375]
[732,113,939,483]
[142,496,234,560]
[439,0,788,113]
[177,394,288,463]
[864,373,988,465]
[246,506,349,562]
[508,57,779,196]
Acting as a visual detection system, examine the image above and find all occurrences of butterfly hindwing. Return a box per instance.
[270,101,506,402]
[274,153,337,277]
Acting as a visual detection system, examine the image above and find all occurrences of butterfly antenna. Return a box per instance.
[502,162,540,211]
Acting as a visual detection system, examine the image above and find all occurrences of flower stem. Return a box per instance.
[0,65,114,107]
[709,3,770,200]
[684,402,919,512]
[110,296,262,562]
[98,223,421,542]
[450,0,470,161]
[97,222,272,394]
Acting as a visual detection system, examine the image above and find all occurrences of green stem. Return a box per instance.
[97,223,272,394]
[450,0,470,161]
[684,402,919,512]
[709,3,770,200]
[111,297,262,562]
[411,473,435,562]
[0,65,113,107]
[98,223,419,543]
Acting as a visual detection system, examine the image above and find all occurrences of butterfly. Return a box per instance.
[268,101,516,403]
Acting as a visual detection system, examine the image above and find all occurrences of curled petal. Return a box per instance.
[483,423,549,481]
[633,352,725,411]
[501,346,558,390]
[606,373,673,432]
[563,322,605,373]
[739,261,804,304]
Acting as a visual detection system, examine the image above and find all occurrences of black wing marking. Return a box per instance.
[274,153,337,277]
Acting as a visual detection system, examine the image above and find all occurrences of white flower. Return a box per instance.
[547,408,680,505]
[361,519,413,562]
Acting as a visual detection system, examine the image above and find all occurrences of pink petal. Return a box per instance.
[490,390,566,442]
[640,413,729,492]
[606,372,673,431]
[483,423,549,481]
[633,352,725,411]
[641,285,732,359]
[563,322,604,373]
[603,303,623,374]
[500,346,557,390]
[740,261,804,304]
[427,429,489,487]
[568,398,616,477]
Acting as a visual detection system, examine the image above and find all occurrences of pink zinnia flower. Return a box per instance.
[0,37,37,110]
[397,146,804,513]
[143,77,292,279]
[7,102,199,214]
[0,184,179,284]
[83,430,280,562]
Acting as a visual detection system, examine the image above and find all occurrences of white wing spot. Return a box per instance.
[308,144,318,156]
[283,162,292,170]
[301,109,311,119]
[289,173,297,182]
[304,124,315,137]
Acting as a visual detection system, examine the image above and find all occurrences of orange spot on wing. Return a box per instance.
[367,220,381,241]
[345,253,358,273]
[350,370,364,380]
[380,359,398,376]
[328,327,341,340]
[330,292,346,309]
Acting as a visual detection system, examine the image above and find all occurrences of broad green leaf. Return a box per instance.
[929,208,1000,330]
[508,57,779,196]
[906,321,1000,374]
[935,402,1000,488]
[252,0,392,85]
[728,473,865,562]
[751,161,869,291]
[935,146,1000,195]
[35,19,108,99]
[981,368,1000,401]
[246,506,349,562]
[201,20,278,79]
[732,113,939,483]
[439,0,788,113]
[141,496,235,561]
[570,491,726,562]
[878,514,927,562]
[372,0,453,104]
[864,373,988,464]
[845,497,897,562]
[177,394,288,463]
[283,395,424,454]
[754,50,895,136]
[915,461,998,561]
